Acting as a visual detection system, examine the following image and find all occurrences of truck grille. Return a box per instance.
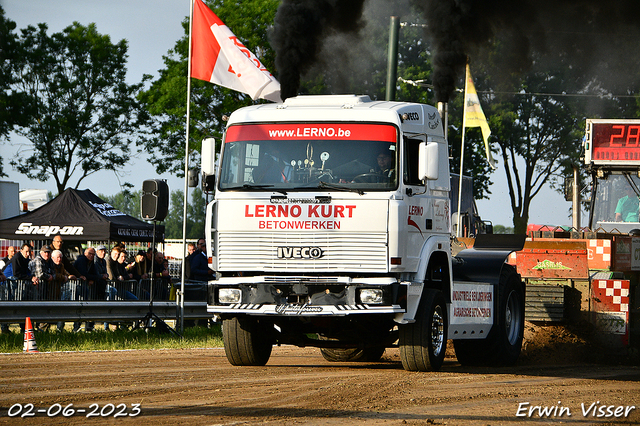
[217,232,388,272]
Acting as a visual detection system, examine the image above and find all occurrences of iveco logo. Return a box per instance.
[277,247,324,259]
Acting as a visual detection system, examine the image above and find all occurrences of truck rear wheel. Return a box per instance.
[320,347,386,362]
[399,289,447,372]
[453,264,524,366]
[223,316,273,366]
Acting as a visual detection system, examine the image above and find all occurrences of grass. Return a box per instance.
[0,322,224,353]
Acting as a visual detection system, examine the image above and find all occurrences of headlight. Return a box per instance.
[218,288,241,304]
[360,289,383,304]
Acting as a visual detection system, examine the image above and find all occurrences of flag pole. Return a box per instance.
[456,62,469,238]
[179,0,195,334]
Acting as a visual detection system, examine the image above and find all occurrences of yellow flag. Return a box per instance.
[464,64,496,169]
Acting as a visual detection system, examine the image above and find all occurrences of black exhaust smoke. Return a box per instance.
[271,0,366,101]
[271,0,640,104]
[410,0,640,103]
[409,0,544,103]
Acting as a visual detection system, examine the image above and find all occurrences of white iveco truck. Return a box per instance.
[203,95,525,371]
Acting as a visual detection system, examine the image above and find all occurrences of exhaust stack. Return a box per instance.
[437,102,448,142]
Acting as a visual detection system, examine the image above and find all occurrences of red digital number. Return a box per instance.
[610,125,625,146]
[627,125,640,146]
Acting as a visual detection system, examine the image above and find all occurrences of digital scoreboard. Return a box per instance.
[585,119,640,165]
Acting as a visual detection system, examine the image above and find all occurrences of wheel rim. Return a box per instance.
[431,305,445,356]
[505,290,522,345]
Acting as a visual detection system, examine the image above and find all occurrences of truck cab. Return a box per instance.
[585,119,640,233]
[203,95,524,371]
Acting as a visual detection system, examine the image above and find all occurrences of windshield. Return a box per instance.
[592,173,640,224]
[219,123,398,192]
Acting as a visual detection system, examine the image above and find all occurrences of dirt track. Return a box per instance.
[1,344,639,426]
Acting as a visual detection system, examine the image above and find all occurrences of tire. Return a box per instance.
[399,289,447,372]
[320,346,386,362]
[222,316,273,366]
[453,264,525,366]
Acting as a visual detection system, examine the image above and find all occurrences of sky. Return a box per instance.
[1,0,189,204]
[0,0,580,228]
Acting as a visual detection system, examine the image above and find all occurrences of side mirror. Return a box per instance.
[203,174,216,193]
[418,141,439,181]
[201,138,216,176]
[188,168,199,187]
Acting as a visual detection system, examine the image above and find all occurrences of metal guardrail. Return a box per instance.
[0,301,210,322]
[0,278,211,323]
[0,279,173,302]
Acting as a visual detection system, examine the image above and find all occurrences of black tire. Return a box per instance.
[320,346,386,362]
[453,264,525,366]
[399,289,447,372]
[222,316,273,366]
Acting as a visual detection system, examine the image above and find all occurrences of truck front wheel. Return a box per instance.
[399,289,447,372]
[453,264,525,366]
[223,316,273,366]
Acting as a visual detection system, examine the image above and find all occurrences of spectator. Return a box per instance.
[118,251,134,281]
[10,244,36,301]
[0,268,7,332]
[94,245,109,288]
[1,246,15,279]
[187,242,196,256]
[49,235,85,281]
[0,245,15,271]
[152,251,170,279]
[0,246,16,332]
[189,239,214,281]
[29,246,54,300]
[73,247,102,330]
[52,249,77,332]
[74,247,103,300]
[132,250,148,281]
[12,244,35,281]
[105,247,137,303]
[145,248,155,275]
[106,246,124,281]
[184,242,196,279]
[118,250,136,281]
[149,251,170,300]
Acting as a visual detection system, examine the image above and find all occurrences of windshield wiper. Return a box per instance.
[227,184,287,195]
[317,181,364,195]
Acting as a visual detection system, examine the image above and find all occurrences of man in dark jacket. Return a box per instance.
[94,245,108,281]
[11,244,37,300]
[189,239,214,282]
[74,247,104,300]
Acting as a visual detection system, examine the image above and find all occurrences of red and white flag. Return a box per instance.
[191,0,281,102]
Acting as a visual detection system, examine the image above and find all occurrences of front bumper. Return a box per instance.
[207,275,406,316]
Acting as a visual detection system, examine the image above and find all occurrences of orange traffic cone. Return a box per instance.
[23,317,39,353]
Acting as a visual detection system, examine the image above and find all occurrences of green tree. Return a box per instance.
[493,224,514,234]
[489,71,583,234]
[10,22,148,194]
[139,0,279,177]
[164,188,206,239]
[0,7,34,176]
[99,190,142,218]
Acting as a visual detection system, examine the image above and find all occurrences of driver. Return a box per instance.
[615,187,640,222]
[371,150,395,179]
[253,147,292,183]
